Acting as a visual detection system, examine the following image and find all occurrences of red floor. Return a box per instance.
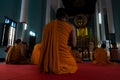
[0,62,120,80]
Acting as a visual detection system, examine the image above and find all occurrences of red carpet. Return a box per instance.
[0,62,120,80]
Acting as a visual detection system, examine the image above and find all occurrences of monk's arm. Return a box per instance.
[70,24,77,48]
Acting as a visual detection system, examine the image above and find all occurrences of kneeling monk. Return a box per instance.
[31,43,41,64]
[93,43,111,64]
[38,8,78,74]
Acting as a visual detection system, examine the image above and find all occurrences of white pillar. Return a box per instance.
[51,0,62,12]
[21,23,27,41]
[99,0,106,41]
[45,0,51,24]
[56,0,64,11]
[20,0,28,23]
[106,0,115,33]
[95,2,100,42]
[57,0,60,8]
[46,0,64,24]
[20,0,28,41]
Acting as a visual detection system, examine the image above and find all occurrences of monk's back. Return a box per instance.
[93,48,110,64]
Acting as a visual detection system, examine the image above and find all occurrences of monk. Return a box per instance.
[38,8,78,74]
[110,42,119,61]
[5,39,28,64]
[93,43,111,64]
[31,43,41,64]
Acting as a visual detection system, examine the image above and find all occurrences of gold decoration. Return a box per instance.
[76,27,88,37]
[74,14,88,28]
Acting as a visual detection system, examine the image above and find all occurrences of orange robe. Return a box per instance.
[5,43,27,64]
[38,19,78,74]
[31,43,41,64]
[93,48,111,64]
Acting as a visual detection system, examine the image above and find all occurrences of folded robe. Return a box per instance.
[38,19,78,74]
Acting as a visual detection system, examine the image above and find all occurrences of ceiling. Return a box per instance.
[61,0,97,16]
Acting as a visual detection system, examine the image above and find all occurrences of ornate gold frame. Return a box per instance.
[74,14,88,28]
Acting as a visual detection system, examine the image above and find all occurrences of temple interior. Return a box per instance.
[0,0,120,62]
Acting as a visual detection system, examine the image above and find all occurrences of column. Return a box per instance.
[20,0,28,23]
[20,0,28,41]
[95,1,100,42]
[99,0,106,41]
[106,0,116,44]
[106,0,115,33]
[51,0,62,12]
[45,0,51,24]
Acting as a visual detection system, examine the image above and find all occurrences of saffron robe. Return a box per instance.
[5,43,28,64]
[93,48,111,64]
[31,43,41,64]
[38,19,78,74]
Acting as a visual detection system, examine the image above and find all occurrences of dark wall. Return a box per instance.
[0,0,47,44]
[0,0,21,22]
[0,0,47,58]
[27,0,46,43]
[112,0,120,44]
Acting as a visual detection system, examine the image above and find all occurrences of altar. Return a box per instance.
[72,14,94,61]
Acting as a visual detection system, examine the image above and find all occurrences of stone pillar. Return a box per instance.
[51,0,62,12]
[95,2,100,42]
[20,0,28,23]
[106,0,115,33]
[98,0,106,41]
[45,0,51,24]
[21,23,27,41]
[106,0,116,44]
[19,0,28,41]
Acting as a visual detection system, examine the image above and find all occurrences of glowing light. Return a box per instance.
[24,23,27,30]
[98,12,102,24]
[29,31,35,36]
